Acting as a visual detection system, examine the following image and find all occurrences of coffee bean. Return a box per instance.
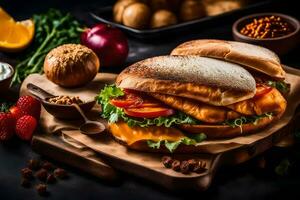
[187,159,197,171]
[36,184,47,196]
[35,169,48,181]
[54,168,68,179]
[46,174,56,184]
[180,161,190,174]
[42,161,55,171]
[21,168,33,179]
[161,156,173,168]
[171,160,181,172]
[193,161,206,173]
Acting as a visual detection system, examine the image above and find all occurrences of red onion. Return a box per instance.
[81,24,129,67]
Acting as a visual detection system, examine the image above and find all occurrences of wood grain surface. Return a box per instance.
[27,66,300,190]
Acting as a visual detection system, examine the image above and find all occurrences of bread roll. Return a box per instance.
[171,39,285,80]
[116,55,256,106]
[44,44,100,88]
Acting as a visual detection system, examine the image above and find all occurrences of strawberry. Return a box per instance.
[16,96,41,120]
[0,113,15,141]
[9,106,24,120]
[16,115,37,141]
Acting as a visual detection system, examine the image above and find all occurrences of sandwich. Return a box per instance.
[97,40,289,153]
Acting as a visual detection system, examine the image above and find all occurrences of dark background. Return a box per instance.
[1,0,300,199]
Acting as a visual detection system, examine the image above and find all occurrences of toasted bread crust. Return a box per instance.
[116,56,256,106]
[171,39,285,80]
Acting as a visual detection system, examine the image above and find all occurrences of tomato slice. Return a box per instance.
[254,84,272,99]
[110,93,143,108]
[124,107,175,118]
[136,102,162,107]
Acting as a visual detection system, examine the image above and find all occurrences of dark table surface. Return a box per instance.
[1,0,300,199]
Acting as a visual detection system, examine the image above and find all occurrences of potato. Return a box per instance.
[122,3,152,29]
[150,9,177,28]
[179,0,206,22]
[113,0,138,23]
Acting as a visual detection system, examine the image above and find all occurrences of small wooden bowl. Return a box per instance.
[0,63,14,94]
[27,83,96,120]
[232,13,300,55]
[42,99,96,120]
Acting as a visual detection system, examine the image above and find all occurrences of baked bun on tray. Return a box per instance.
[97,40,288,153]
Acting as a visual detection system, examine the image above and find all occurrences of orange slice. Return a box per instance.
[0,7,34,52]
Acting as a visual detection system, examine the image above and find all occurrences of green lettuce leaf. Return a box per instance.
[147,133,207,153]
[147,140,162,149]
[96,85,198,127]
[224,112,273,128]
[267,80,290,94]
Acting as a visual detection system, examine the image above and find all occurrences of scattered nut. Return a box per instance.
[20,178,31,188]
[36,184,47,196]
[187,159,198,171]
[193,161,207,173]
[27,159,40,170]
[54,168,68,179]
[42,161,55,171]
[35,169,48,181]
[46,174,56,184]
[21,168,34,179]
[180,160,190,174]
[171,160,181,171]
[47,95,83,105]
[161,156,173,168]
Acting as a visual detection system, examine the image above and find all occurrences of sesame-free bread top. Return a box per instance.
[171,39,285,80]
[116,55,256,106]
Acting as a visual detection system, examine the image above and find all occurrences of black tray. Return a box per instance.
[90,0,272,39]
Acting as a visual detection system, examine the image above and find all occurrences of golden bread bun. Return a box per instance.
[113,0,138,23]
[122,3,151,29]
[204,0,242,16]
[150,9,177,28]
[179,0,206,22]
[116,55,256,106]
[171,39,285,80]
[44,44,100,88]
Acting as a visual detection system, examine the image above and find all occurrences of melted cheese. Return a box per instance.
[108,122,184,145]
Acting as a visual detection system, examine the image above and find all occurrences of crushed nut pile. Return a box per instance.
[47,95,83,105]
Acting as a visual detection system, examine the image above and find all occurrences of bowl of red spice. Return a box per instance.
[232,13,300,55]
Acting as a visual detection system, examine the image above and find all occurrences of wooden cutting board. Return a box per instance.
[24,66,300,191]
